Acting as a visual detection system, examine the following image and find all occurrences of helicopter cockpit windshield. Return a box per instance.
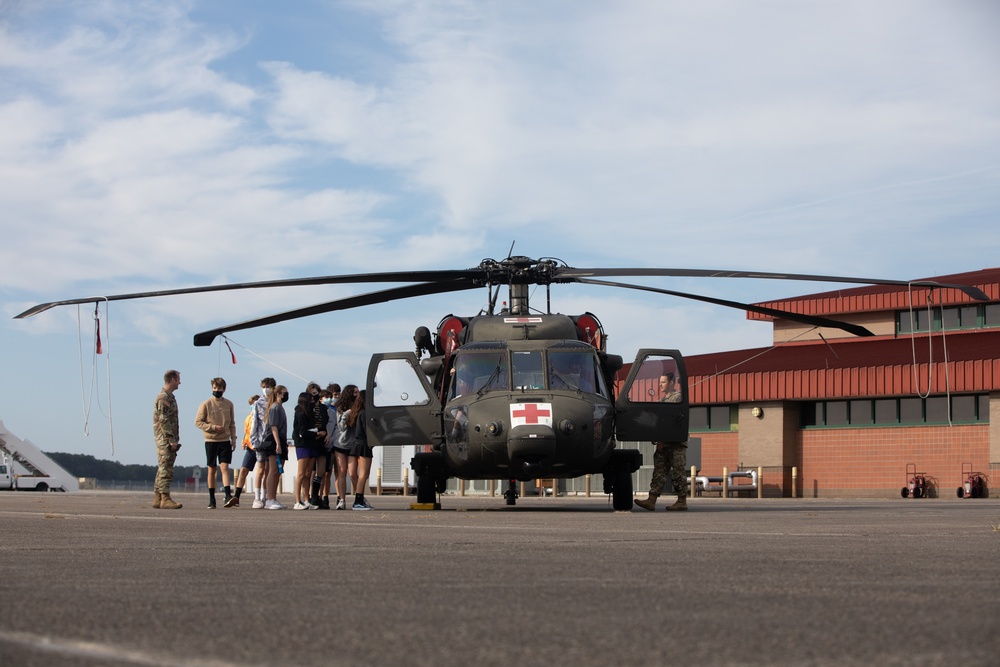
[451,351,509,398]
[547,349,608,397]
[449,344,609,398]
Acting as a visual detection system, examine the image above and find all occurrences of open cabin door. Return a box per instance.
[366,352,442,447]
[614,349,689,443]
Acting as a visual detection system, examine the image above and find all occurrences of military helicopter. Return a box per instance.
[16,255,989,510]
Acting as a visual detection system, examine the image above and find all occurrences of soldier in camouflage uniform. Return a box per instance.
[635,373,688,512]
[153,369,183,509]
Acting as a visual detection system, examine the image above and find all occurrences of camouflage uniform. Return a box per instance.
[648,388,687,497]
[648,441,688,497]
[153,388,180,494]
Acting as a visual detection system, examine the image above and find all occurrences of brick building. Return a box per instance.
[674,268,1000,498]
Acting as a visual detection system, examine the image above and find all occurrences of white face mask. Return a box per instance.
[263,387,272,397]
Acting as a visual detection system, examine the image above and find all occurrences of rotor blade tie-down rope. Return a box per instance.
[221,336,308,383]
[908,284,934,399]
[76,300,115,455]
[906,284,952,421]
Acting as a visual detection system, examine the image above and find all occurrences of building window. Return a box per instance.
[899,397,923,423]
[951,395,976,422]
[690,404,736,431]
[874,399,898,424]
[984,303,1000,327]
[850,399,873,425]
[897,303,1000,334]
[826,401,848,426]
[925,396,949,423]
[801,395,989,427]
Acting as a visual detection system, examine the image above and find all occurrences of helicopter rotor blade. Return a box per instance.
[556,268,990,302]
[192,279,480,347]
[14,269,487,319]
[572,277,876,337]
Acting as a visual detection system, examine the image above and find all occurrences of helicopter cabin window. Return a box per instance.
[450,353,508,398]
[512,351,545,390]
[372,358,432,407]
[547,350,607,396]
[624,355,684,404]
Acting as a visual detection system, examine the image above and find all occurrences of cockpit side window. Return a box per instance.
[625,355,685,404]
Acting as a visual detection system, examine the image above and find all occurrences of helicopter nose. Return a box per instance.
[507,424,556,464]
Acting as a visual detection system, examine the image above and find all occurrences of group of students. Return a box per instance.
[221,377,375,511]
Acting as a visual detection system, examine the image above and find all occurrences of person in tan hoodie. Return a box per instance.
[195,377,237,509]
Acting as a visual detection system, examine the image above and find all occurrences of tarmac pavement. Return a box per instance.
[0,491,998,666]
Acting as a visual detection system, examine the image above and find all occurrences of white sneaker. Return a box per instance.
[293,502,307,510]
[264,499,284,510]
[335,498,346,510]
[251,498,264,509]
[305,501,317,510]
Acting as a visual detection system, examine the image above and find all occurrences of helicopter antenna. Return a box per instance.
[506,240,516,259]
[488,284,502,315]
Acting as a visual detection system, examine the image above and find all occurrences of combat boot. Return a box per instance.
[160,494,183,510]
[152,491,162,509]
[665,495,688,511]
[634,492,658,512]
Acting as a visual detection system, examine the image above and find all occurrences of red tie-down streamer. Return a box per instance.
[224,339,237,364]
[94,305,103,354]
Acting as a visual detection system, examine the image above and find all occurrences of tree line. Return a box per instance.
[47,452,199,481]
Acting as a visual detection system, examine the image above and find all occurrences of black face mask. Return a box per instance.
[212,391,224,399]
[281,392,290,402]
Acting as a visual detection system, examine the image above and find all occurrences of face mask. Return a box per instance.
[263,387,272,397]
[281,392,290,402]
[212,391,224,399]
[321,397,331,405]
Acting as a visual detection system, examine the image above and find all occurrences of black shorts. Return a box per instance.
[349,441,374,458]
[205,441,233,467]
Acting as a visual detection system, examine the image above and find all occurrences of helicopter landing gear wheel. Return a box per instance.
[611,471,633,511]
[503,479,518,506]
[416,472,437,505]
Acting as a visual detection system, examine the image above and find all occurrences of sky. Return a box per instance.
[2,0,998,466]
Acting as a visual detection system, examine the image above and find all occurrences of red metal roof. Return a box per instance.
[684,329,1000,403]
[747,267,1000,320]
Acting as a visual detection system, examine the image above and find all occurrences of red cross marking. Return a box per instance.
[512,403,551,424]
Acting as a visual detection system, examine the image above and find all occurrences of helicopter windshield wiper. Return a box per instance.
[548,367,576,391]
[477,356,506,397]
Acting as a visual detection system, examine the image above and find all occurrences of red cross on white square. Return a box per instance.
[510,402,552,427]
